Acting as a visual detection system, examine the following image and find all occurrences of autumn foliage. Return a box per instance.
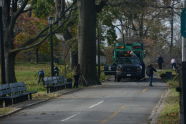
[15,14,47,48]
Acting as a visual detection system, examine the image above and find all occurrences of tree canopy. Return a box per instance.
[0,0,182,84]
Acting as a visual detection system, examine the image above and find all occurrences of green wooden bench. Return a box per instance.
[44,76,72,93]
[0,82,37,107]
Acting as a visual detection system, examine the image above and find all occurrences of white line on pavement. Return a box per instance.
[61,113,79,122]
[89,100,104,109]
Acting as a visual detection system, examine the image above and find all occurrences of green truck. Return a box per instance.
[104,42,145,81]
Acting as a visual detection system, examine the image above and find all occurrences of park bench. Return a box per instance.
[44,76,72,93]
[0,82,37,107]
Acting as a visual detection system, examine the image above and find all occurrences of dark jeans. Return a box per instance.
[149,75,153,86]
[54,72,59,76]
[38,76,44,85]
[172,63,176,70]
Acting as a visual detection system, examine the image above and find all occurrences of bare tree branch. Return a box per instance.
[12,0,19,12]
[10,0,29,30]
[10,10,76,53]
[10,0,77,53]
[14,0,29,19]
[10,34,50,53]
[96,0,108,13]
[18,26,50,48]
[108,1,183,9]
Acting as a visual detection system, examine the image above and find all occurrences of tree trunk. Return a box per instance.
[4,28,17,83]
[70,51,78,69]
[4,52,16,83]
[3,0,17,83]
[54,0,65,20]
[78,0,97,85]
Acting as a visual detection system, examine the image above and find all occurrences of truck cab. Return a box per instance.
[115,56,144,82]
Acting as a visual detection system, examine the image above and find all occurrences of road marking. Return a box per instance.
[89,100,104,109]
[100,105,126,124]
[61,113,79,122]
[142,88,148,93]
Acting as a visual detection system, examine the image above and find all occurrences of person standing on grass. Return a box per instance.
[157,56,164,69]
[38,70,45,85]
[54,66,59,76]
[171,58,176,70]
[73,64,81,88]
[146,64,157,86]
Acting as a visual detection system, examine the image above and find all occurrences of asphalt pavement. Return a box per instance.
[0,77,167,124]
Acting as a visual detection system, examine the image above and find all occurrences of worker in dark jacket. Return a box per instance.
[38,70,45,85]
[157,56,164,69]
[146,64,157,86]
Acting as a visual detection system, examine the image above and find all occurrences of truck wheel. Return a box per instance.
[136,77,141,81]
[140,74,145,80]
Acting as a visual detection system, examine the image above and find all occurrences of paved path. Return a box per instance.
[0,78,167,124]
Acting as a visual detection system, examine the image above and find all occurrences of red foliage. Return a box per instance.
[14,13,47,47]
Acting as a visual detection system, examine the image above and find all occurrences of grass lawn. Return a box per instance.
[15,63,50,91]
[0,107,16,115]
[157,70,180,124]
[157,88,180,124]
[0,63,75,101]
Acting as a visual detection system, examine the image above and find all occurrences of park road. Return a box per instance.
[0,78,167,124]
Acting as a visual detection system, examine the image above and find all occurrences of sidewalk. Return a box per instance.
[0,88,82,118]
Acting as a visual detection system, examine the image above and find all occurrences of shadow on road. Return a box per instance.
[106,76,165,83]
[102,76,167,89]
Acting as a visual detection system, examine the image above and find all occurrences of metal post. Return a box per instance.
[181,1,186,123]
[121,24,125,43]
[97,22,101,85]
[49,24,54,76]
[182,38,186,124]
[48,17,55,77]
[0,0,5,84]
[170,5,174,57]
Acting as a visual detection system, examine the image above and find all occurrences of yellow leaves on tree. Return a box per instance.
[14,32,31,47]
[14,13,47,47]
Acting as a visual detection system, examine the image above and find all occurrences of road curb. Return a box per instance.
[149,88,169,124]
[0,99,50,119]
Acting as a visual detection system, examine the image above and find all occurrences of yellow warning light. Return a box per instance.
[116,46,124,49]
